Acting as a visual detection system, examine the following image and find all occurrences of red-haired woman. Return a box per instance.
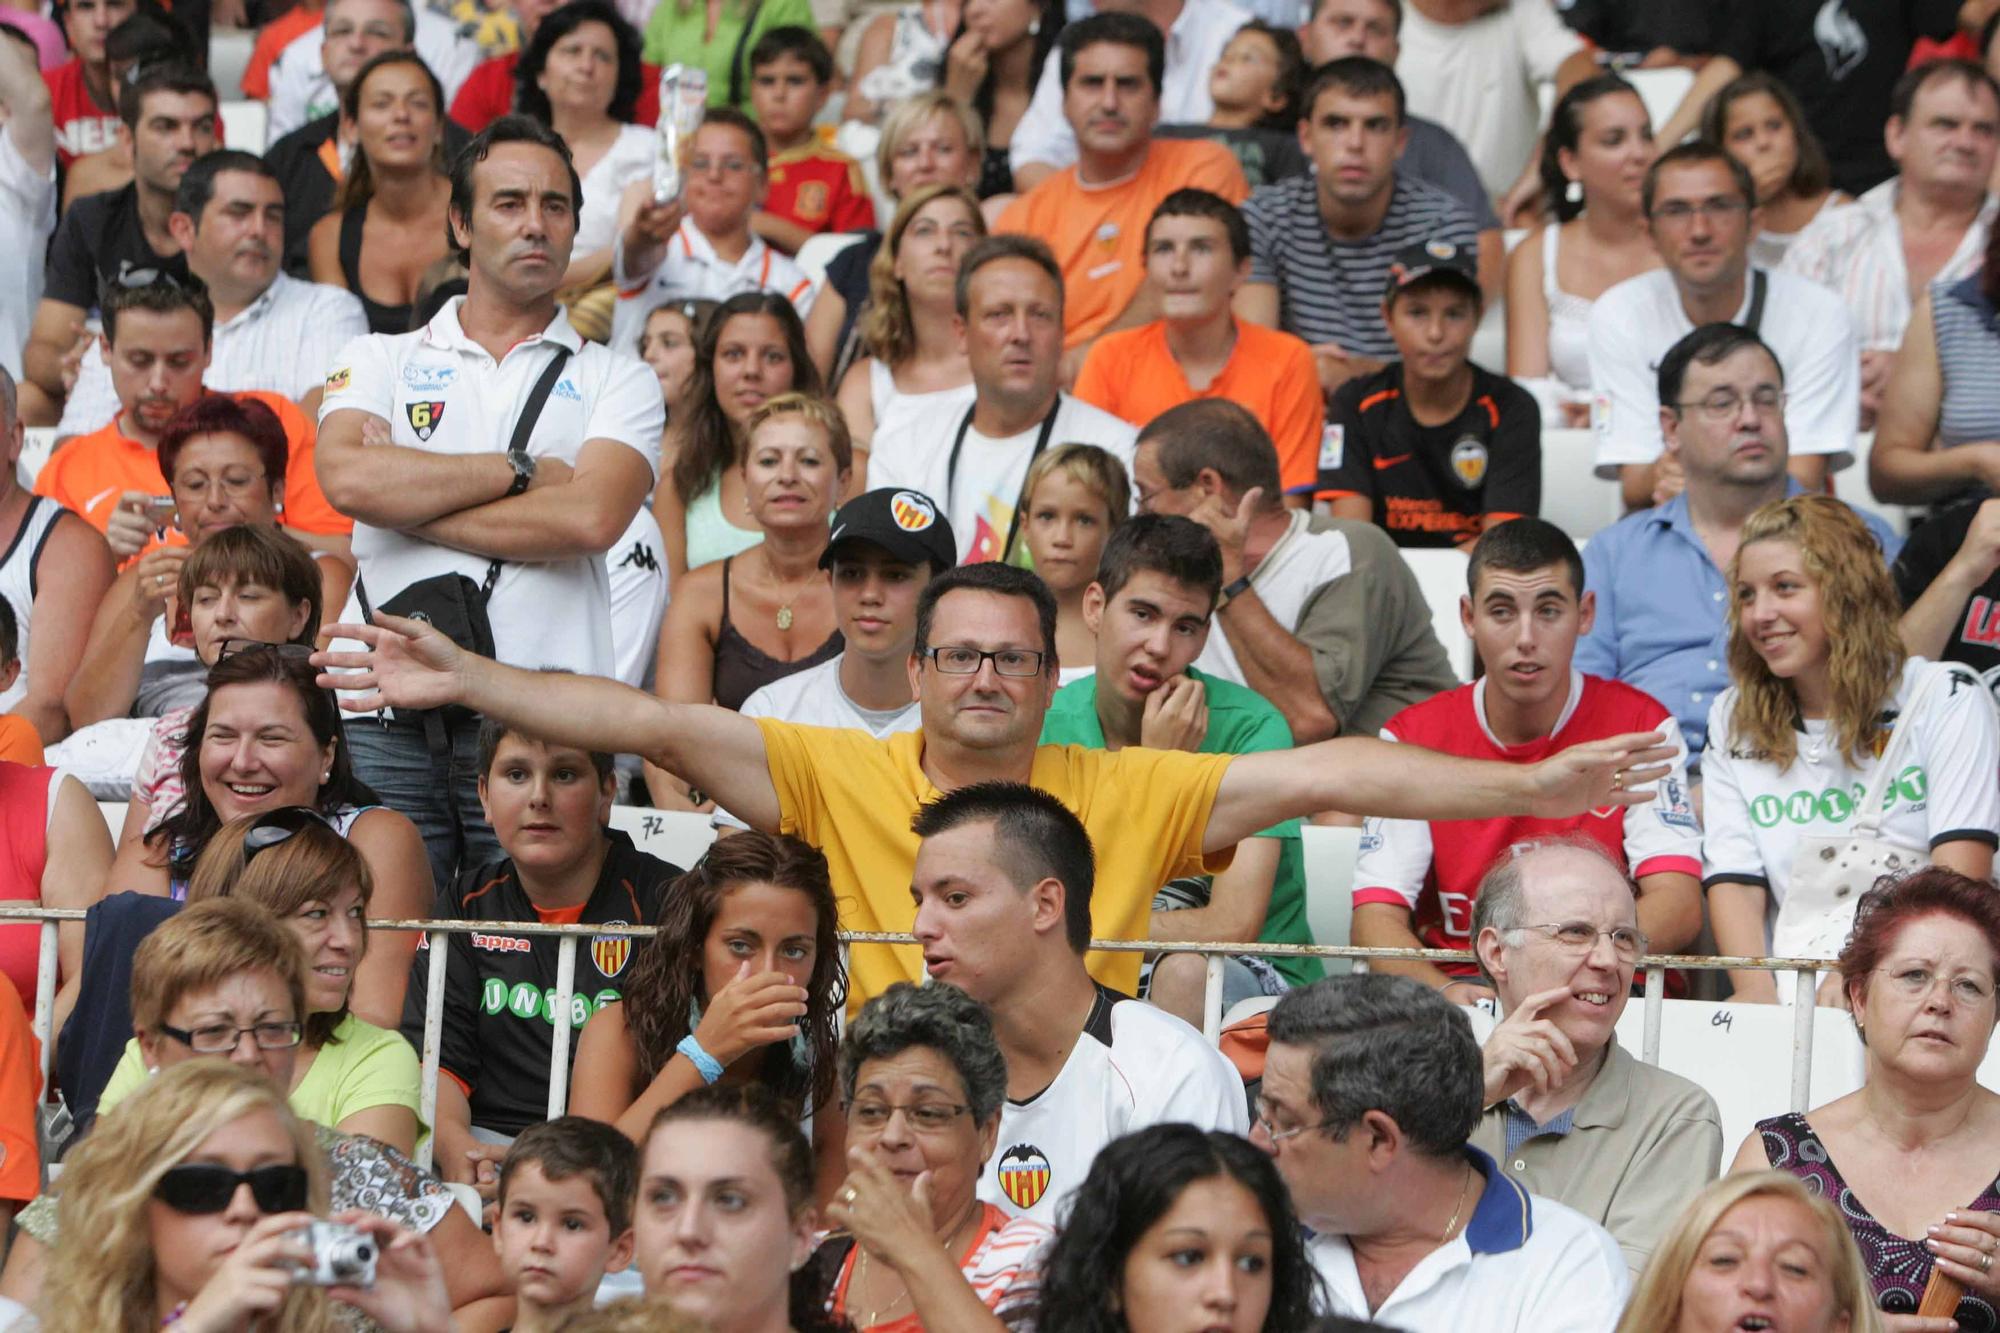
[1732,867,2000,1331]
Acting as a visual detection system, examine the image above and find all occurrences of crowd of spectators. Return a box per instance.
[6,0,2000,1327]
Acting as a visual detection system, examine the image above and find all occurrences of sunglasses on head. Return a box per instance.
[243,805,337,860]
[115,266,187,293]
[153,1162,309,1215]
[214,639,314,665]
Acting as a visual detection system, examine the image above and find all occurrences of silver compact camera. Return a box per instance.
[286,1221,378,1287]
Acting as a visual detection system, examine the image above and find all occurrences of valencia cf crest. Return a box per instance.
[591,926,632,979]
[891,491,937,530]
[997,1144,1051,1210]
[1449,435,1488,488]
[405,400,446,441]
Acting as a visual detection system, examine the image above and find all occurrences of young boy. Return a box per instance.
[747,26,875,253]
[1315,239,1542,549]
[494,1117,638,1333]
[1156,22,1309,187]
[0,597,42,765]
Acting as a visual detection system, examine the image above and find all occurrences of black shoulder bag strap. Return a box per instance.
[944,399,1061,565]
[727,0,766,108]
[1743,268,1768,335]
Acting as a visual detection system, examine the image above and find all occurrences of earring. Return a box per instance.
[1564,178,1583,206]
[321,771,331,783]
[1028,16,1040,33]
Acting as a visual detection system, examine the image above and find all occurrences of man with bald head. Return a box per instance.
[1469,837,1722,1277]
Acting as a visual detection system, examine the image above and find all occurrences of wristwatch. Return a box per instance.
[1218,574,1254,608]
[504,450,537,497]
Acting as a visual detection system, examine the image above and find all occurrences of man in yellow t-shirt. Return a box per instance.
[322,564,1673,1008]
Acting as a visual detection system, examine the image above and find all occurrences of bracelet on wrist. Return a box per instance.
[677,1033,725,1084]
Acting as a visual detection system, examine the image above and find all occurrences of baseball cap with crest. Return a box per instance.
[819,488,958,574]
[1383,239,1482,305]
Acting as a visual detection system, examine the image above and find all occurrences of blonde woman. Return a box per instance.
[1018,442,1129,682]
[1617,1172,1884,1333]
[1702,495,2000,1003]
[835,184,985,457]
[44,1059,453,1333]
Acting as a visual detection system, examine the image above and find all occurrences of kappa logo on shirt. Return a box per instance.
[997,1144,1052,1210]
[406,400,447,441]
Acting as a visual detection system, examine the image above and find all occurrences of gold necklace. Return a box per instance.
[762,556,817,632]
[854,1247,911,1328]
[1440,1162,1475,1244]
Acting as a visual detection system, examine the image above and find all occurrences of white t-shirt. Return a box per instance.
[1702,658,2000,936]
[607,501,668,689]
[867,393,1137,564]
[318,298,664,713]
[977,986,1248,1226]
[266,9,479,141]
[609,219,816,352]
[713,654,921,830]
[1192,508,1346,687]
[577,125,657,259]
[1588,267,1860,477]
[1395,0,1585,197]
[1310,1156,1631,1333]
[0,125,55,382]
[1008,0,1250,174]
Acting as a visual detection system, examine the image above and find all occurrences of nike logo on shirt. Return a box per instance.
[1372,454,1411,471]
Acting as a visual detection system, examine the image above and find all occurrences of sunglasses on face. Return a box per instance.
[153,1161,309,1215]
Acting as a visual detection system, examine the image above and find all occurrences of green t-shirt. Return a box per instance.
[1040,668,1322,986]
[642,0,819,108]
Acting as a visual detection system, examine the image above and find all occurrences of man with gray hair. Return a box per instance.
[1255,973,1628,1329]
[1467,837,1722,1277]
[265,0,475,141]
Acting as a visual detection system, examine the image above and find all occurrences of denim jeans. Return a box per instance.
[344,712,499,890]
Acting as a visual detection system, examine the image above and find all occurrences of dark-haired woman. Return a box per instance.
[816,982,1048,1331]
[569,829,845,1151]
[513,0,653,296]
[308,51,455,335]
[1732,868,2000,1331]
[942,0,1061,198]
[1505,75,1659,423]
[1035,1123,1321,1333]
[1701,72,1846,269]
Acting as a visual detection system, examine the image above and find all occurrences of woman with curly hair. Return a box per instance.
[1034,1123,1320,1333]
[569,830,846,1150]
[834,183,984,455]
[1703,494,2000,1003]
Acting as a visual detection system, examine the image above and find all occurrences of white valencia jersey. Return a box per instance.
[1702,658,2000,917]
[978,986,1248,1226]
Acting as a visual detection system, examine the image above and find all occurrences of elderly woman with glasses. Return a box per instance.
[814,982,1049,1331]
[1733,867,2000,1332]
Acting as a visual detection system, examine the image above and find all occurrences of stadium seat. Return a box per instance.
[97,801,125,836]
[793,231,866,287]
[1469,297,1506,374]
[607,805,718,869]
[1831,432,1911,537]
[1298,823,1360,973]
[1399,546,1473,681]
[18,428,55,491]
[1625,66,1698,136]
[208,28,256,104]
[218,101,268,154]
[1539,427,1623,541]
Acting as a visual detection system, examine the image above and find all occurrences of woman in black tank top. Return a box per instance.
[306,52,454,335]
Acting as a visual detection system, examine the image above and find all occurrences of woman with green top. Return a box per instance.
[642,0,816,109]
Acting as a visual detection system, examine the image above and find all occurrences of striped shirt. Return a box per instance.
[1933,274,2000,450]
[1243,173,1480,359]
[827,1203,1049,1329]
[1782,179,1994,351]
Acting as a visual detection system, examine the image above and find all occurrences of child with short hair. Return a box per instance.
[1020,444,1130,684]
[747,25,876,253]
[0,596,40,764]
[493,1116,640,1333]
[1157,21,1309,187]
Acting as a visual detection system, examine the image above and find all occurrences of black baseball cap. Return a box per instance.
[819,488,957,573]
[1383,239,1481,303]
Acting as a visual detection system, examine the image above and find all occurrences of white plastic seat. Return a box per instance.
[606,805,718,869]
[1398,546,1473,682]
[1625,66,1697,136]
[1830,432,1910,537]
[792,231,866,287]
[18,428,56,492]
[218,100,268,154]
[1540,427,1623,542]
[1299,824,1361,974]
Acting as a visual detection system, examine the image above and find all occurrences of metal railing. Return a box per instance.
[1,907,1835,1171]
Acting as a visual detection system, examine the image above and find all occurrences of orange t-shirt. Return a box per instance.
[240,5,323,100]
[1073,319,1325,495]
[34,389,351,560]
[0,719,42,769]
[994,139,1247,348]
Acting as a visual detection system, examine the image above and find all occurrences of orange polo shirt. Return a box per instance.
[1074,318,1325,494]
[34,390,350,562]
[995,139,1247,348]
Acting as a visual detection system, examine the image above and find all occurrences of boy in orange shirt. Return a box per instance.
[995,13,1247,362]
[1074,189,1322,500]
[0,599,43,765]
[748,26,875,254]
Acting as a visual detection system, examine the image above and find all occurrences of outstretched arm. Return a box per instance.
[315,615,781,829]
[1202,731,1673,854]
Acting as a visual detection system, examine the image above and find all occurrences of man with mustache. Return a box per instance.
[52,150,370,447]
[315,115,665,888]
[994,11,1246,376]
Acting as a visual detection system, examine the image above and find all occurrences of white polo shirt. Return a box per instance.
[266,8,479,141]
[58,272,368,436]
[867,393,1136,563]
[1008,0,1250,174]
[607,501,669,689]
[1310,1149,1631,1333]
[1588,267,1860,478]
[609,218,816,352]
[318,297,664,713]
[0,124,55,383]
